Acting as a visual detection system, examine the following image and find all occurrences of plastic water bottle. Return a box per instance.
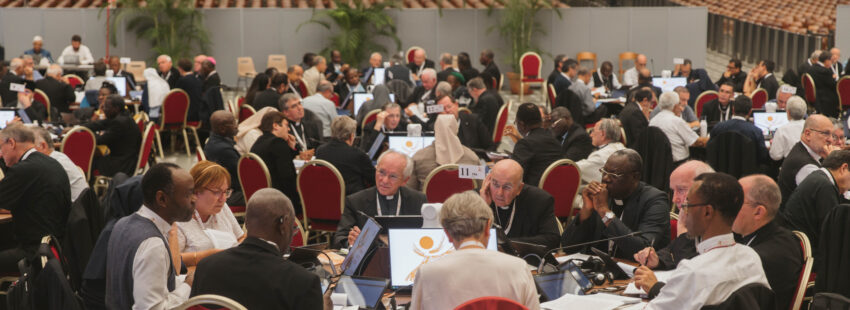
[699,119,707,137]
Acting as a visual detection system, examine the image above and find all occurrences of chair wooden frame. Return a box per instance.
[126,61,147,83]
[157,89,197,157]
[63,74,84,88]
[60,126,96,180]
[238,104,257,124]
[618,52,637,80]
[519,52,543,102]
[838,76,850,111]
[801,73,816,104]
[539,159,582,223]
[237,153,272,203]
[173,294,247,310]
[196,146,206,162]
[297,159,346,242]
[236,56,257,90]
[576,51,598,70]
[422,164,479,203]
[360,109,381,131]
[133,122,157,176]
[292,217,308,247]
[406,46,423,64]
[791,230,814,310]
[267,54,288,73]
[33,88,51,121]
[694,90,719,119]
[750,88,768,110]
[492,101,511,144]
[547,83,557,112]
[499,73,504,90]
[619,127,627,146]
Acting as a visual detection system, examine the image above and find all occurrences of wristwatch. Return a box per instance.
[603,211,615,225]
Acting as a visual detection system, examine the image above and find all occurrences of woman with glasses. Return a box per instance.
[176,160,246,267]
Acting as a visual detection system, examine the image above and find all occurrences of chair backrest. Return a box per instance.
[236,56,257,77]
[751,88,768,110]
[670,212,679,240]
[695,90,719,119]
[838,76,850,109]
[801,73,816,104]
[492,101,511,144]
[175,294,247,310]
[134,123,157,176]
[422,164,478,203]
[161,89,190,127]
[547,83,557,111]
[267,54,288,73]
[706,131,758,179]
[519,52,542,79]
[63,74,84,88]
[539,159,581,220]
[238,104,256,124]
[291,217,307,247]
[636,126,673,192]
[33,88,51,120]
[454,296,529,310]
[134,111,149,132]
[700,283,775,310]
[576,51,597,70]
[297,160,345,225]
[811,293,850,310]
[126,61,147,82]
[196,146,206,162]
[499,73,504,90]
[361,109,381,130]
[406,46,422,64]
[790,231,813,310]
[61,126,96,180]
[238,153,272,202]
[619,52,637,78]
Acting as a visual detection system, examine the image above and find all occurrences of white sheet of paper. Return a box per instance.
[623,270,675,295]
[555,253,592,264]
[458,165,486,180]
[541,294,626,310]
[673,58,685,65]
[120,57,131,64]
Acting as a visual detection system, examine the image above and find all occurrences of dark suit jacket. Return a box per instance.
[359,118,408,153]
[739,221,803,310]
[457,113,493,157]
[481,62,501,88]
[315,140,376,196]
[553,74,572,96]
[84,114,142,177]
[654,234,697,270]
[250,131,301,210]
[204,133,242,198]
[202,72,221,94]
[0,151,71,247]
[489,185,561,250]
[562,182,670,259]
[460,68,480,85]
[709,118,768,162]
[436,68,457,82]
[781,169,840,256]
[810,65,839,117]
[161,67,180,89]
[778,142,820,211]
[175,74,204,123]
[558,123,594,161]
[471,90,502,134]
[251,89,282,111]
[618,101,648,149]
[191,237,323,310]
[35,76,75,113]
[716,71,748,92]
[758,74,780,101]
[332,186,427,248]
[407,85,436,105]
[291,111,323,150]
[701,98,732,127]
[547,69,561,86]
[511,127,564,186]
[407,59,435,76]
[1,72,34,107]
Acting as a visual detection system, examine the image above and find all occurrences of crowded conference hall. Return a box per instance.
[0,1,850,309]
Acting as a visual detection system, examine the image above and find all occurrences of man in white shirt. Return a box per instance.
[410,191,540,310]
[769,96,807,160]
[622,54,647,88]
[635,172,770,309]
[301,80,338,137]
[106,163,196,310]
[576,118,626,183]
[32,127,89,202]
[650,92,707,162]
[302,55,327,95]
[58,35,94,65]
[568,67,596,117]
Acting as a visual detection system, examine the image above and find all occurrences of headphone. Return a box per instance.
[581,257,615,286]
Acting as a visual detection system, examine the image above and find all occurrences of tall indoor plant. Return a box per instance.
[489,0,559,93]
[103,0,211,63]
[299,0,402,68]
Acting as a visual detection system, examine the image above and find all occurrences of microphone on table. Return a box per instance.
[537,231,646,272]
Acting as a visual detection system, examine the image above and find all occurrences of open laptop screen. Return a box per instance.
[388,228,497,288]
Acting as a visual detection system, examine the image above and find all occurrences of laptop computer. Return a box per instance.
[375,215,423,232]
[534,261,594,301]
[340,217,382,276]
[752,111,789,136]
[63,54,80,65]
[589,247,631,280]
[651,77,688,93]
[372,68,386,85]
[333,275,390,309]
[387,136,436,158]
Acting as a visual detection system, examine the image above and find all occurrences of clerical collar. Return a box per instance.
[731,116,747,121]
[383,193,397,200]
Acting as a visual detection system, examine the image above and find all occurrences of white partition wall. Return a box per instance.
[838,5,850,65]
[0,7,707,86]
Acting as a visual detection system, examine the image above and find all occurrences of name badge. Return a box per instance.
[458,165,486,180]
[425,104,444,114]
[10,83,25,92]
[780,84,797,94]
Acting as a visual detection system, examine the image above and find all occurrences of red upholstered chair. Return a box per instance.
[838,76,850,111]
[291,217,307,247]
[132,123,157,176]
[547,83,557,111]
[492,101,511,145]
[670,212,679,241]
[155,89,198,157]
[422,164,478,203]
[238,104,256,124]
[801,73,816,104]
[406,46,422,64]
[61,126,96,180]
[63,74,84,89]
[237,152,271,203]
[790,231,814,310]
[538,159,581,223]
[361,109,381,131]
[33,89,51,121]
[134,111,149,133]
[751,88,768,110]
[695,90,718,119]
[298,160,345,242]
[454,296,528,310]
[519,52,543,102]
[175,294,247,310]
[195,146,206,162]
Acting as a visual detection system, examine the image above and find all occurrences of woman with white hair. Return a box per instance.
[143,67,169,119]
[648,91,707,163]
[407,114,480,190]
[409,191,540,310]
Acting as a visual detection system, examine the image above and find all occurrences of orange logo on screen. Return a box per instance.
[406,141,414,148]
[767,116,774,121]
[407,236,452,282]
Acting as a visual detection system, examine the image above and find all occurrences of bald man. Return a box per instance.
[408,48,435,79]
[479,159,560,250]
[622,54,647,87]
[778,114,841,209]
[191,188,324,309]
[205,110,244,206]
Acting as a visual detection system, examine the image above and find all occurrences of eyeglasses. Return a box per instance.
[599,168,634,179]
[377,169,401,182]
[489,180,515,192]
[277,215,300,232]
[809,128,832,138]
[205,187,233,198]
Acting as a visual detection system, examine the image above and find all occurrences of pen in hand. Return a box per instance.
[642,238,656,266]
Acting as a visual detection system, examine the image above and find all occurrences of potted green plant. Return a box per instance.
[299,0,402,68]
[489,0,559,94]
[103,0,211,64]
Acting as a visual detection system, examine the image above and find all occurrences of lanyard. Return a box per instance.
[745,233,757,246]
[458,240,485,250]
[495,201,517,235]
[376,191,402,216]
[719,105,731,121]
[290,122,307,150]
